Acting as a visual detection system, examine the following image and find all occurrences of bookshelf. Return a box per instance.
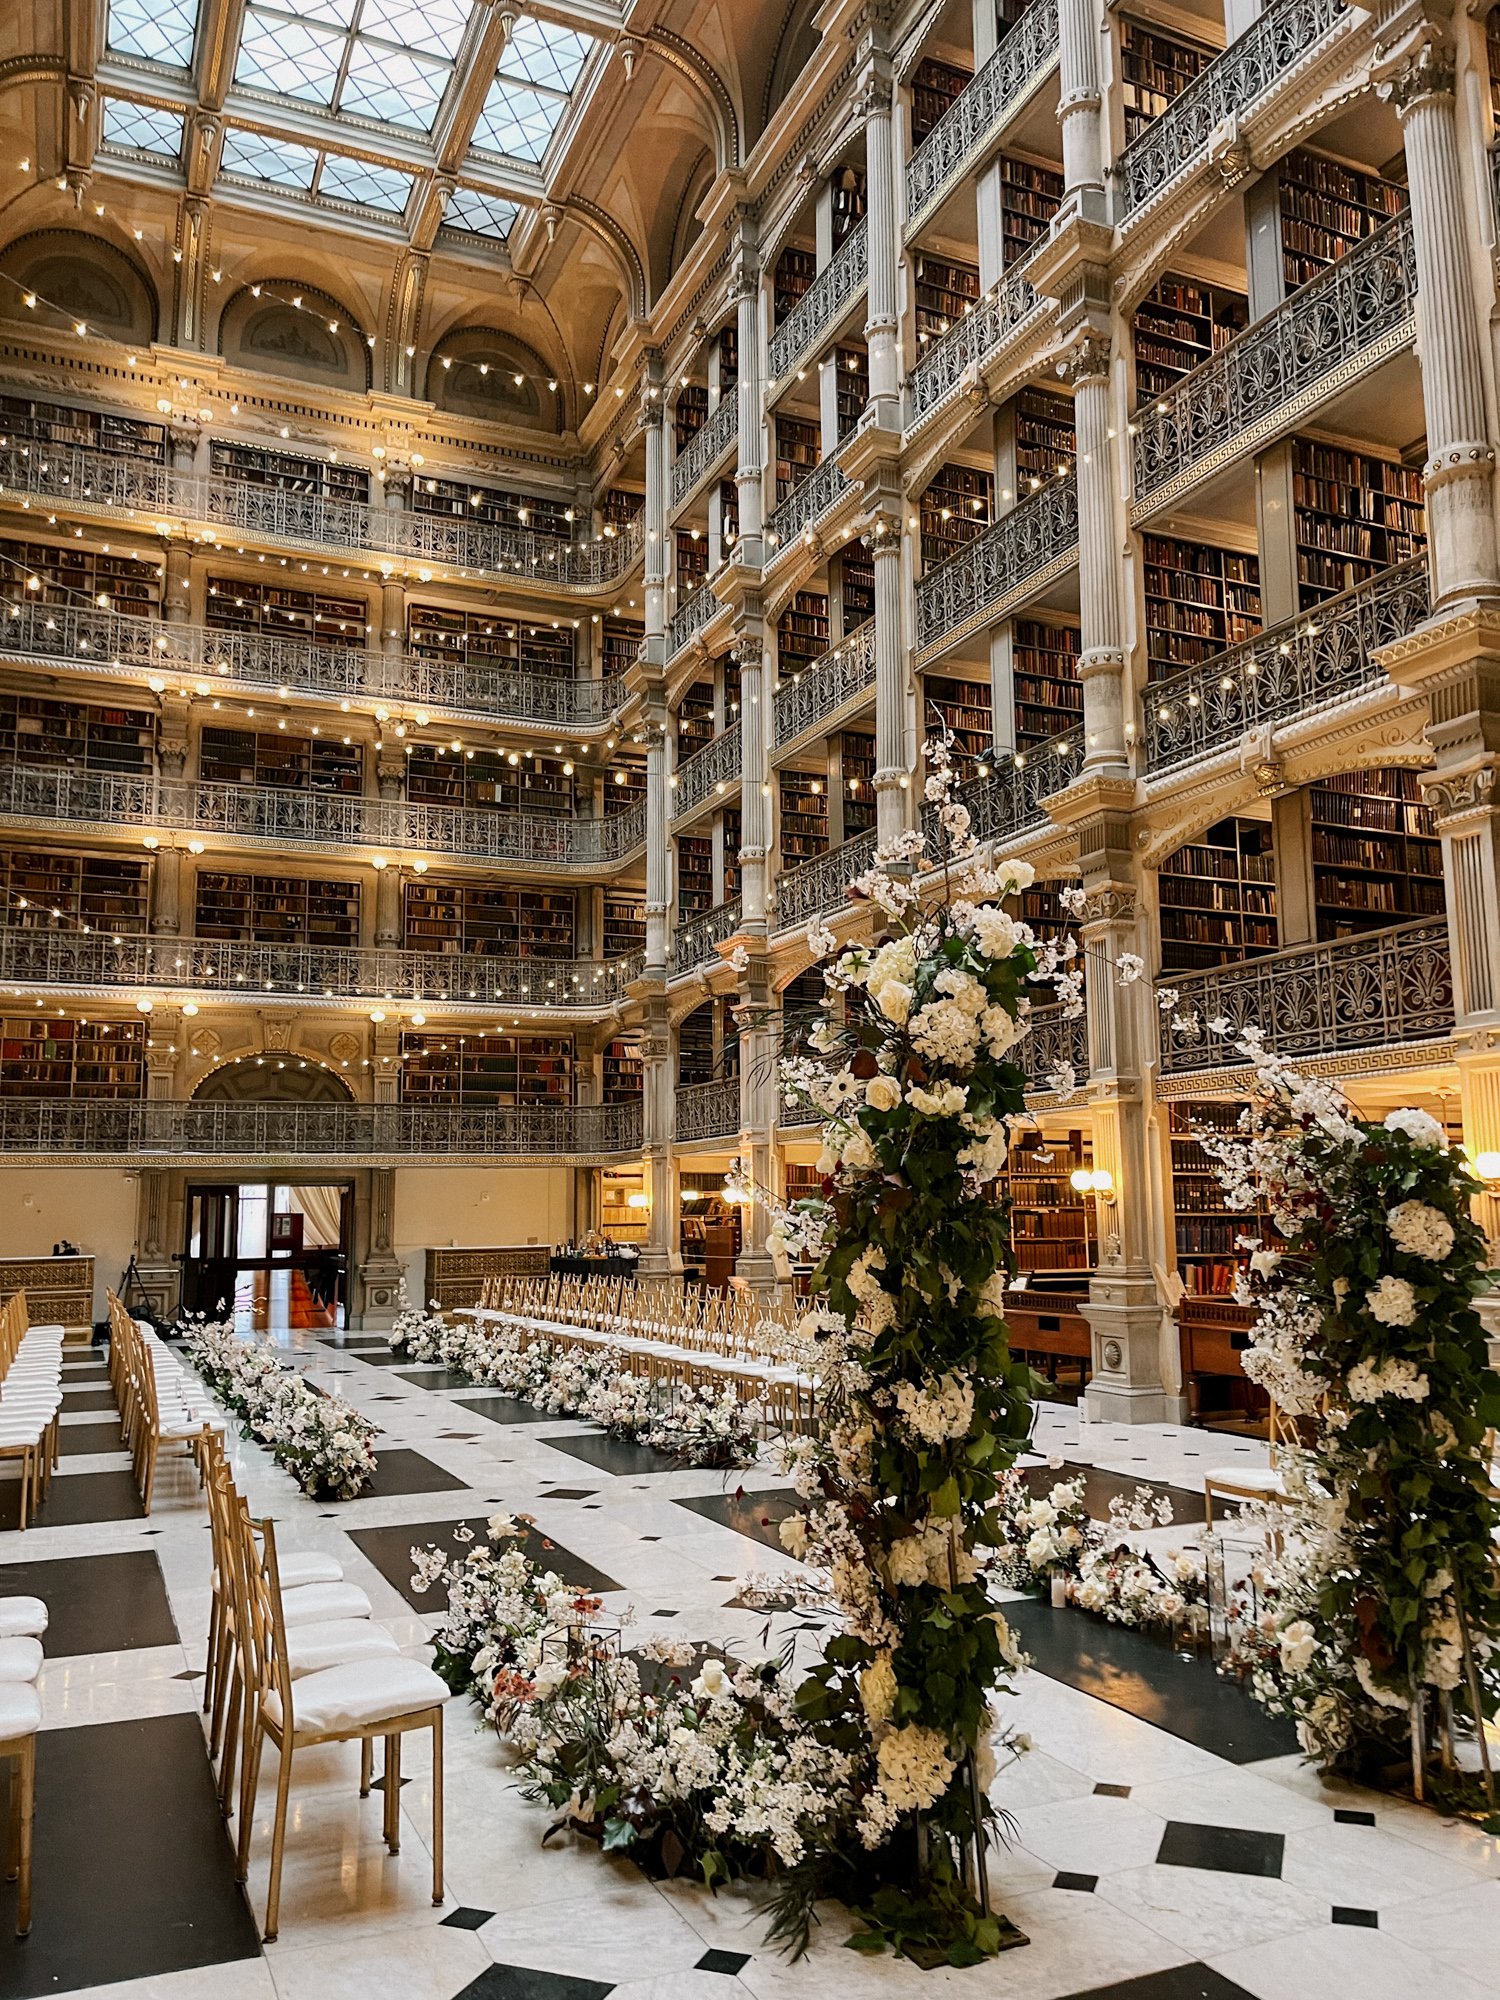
[1292,437,1426,607]
[602,488,644,533]
[839,549,875,632]
[1309,769,1443,939]
[778,590,830,681]
[603,891,646,958]
[1159,818,1278,972]
[920,463,993,569]
[1013,618,1083,749]
[676,530,709,598]
[407,745,575,818]
[722,806,742,899]
[1016,878,1069,944]
[773,245,817,327]
[1133,274,1250,404]
[1014,390,1075,487]
[399,1032,573,1107]
[1171,1101,1261,1298]
[0,1016,145,1098]
[0,395,165,462]
[407,606,576,678]
[999,155,1065,265]
[403,879,575,958]
[717,326,738,389]
[676,681,715,757]
[1278,149,1408,292]
[718,479,741,552]
[0,850,149,932]
[914,254,981,347]
[841,731,877,835]
[205,575,367,646]
[194,871,361,947]
[676,835,714,918]
[1005,1130,1090,1273]
[1119,17,1214,144]
[210,440,370,507]
[723,651,742,719]
[678,1005,715,1086]
[1141,534,1262,679]
[674,384,708,454]
[0,694,154,774]
[832,168,867,248]
[199,727,363,793]
[412,475,570,538]
[601,616,642,680]
[606,752,647,815]
[911,57,973,146]
[0,535,160,615]
[924,674,994,766]
[774,416,820,506]
[603,1037,643,1104]
[836,347,869,441]
[780,769,829,862]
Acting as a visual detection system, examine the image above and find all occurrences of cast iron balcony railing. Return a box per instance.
[1157,919,1453,1075]
[672,729,742,820]
[0,437,646,590]
[915,477,1078,654]
[906,253,1048,431]
[1141,557,1429,773]
[670,895,743,975]
[904,0,1060,226]
[773,831,878,932]
[1022,1005,1089,1093]
[773,619,876,746]
[671,397,739,510]
[1112,0,1346,221]
[0,600,624,730]
[0,767,647,870]
[0,1097,644,1161]
[938,728,1085,846]
[0,926,642,1009]
[768,221,869,383]
[674,1075,742,1142]
[1133,211,1415,510]
[667,580,719,660]
[767,453,854,554]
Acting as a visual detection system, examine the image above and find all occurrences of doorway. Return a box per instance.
[183,1182,352,1331]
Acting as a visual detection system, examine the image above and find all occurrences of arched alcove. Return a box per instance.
[0,230,158,342]
[193,1056,355,1104]
[425,326,565,429]
[218,282,371,392]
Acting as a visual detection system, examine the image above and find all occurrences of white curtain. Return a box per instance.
[287,1185,345,1248]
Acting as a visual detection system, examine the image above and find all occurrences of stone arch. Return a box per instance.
[0,228,158,342]
[425,324,565,429]
[218,280,371,392]
[192,1053,355,1103]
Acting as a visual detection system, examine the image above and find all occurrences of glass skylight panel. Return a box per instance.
[471,16,594,164]
[232,0,470,132]
[235,7,348,105]
[442,185,519,239]
[502,16,590,92]
[218,127,320,190]
[100,99,186,159]
[317,153,412,212]
[105,0,197,68]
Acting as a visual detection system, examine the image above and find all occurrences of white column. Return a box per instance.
[737,636,770,932]
[733,220,765,566]
[862,67,901,425]
[642,370,670,651]
[1057,0,1106,201]
[871,517,908,842]
[1060,336,1127,768]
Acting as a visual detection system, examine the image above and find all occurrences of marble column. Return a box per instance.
[1058,336,1126,769]
[871,515,908,843]
[862,68,901,426]
[737,635,770,933]
[733,215,765,568]
[1056,0,1106,205]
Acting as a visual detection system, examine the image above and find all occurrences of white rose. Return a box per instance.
[876,979,913,1025]
[691,1658,731,1700]
[1279,1619,1318,1674]
[865,1074,902,1112]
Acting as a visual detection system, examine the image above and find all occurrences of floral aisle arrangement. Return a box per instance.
[387,1287,448,1361]
[1200,1034,1500,1797]
[988,1472,1208,1637]
[644,1383,759,1468]
[181,1315,379,1500]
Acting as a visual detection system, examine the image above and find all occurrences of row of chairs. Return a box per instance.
[0,1293,63,1532]
[0,1592,48,1937]
[105,1293,226,1513]
[201,1428,449,1942]
[475,1271,801,1357]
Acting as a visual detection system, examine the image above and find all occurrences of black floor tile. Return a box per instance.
[394,1369,478,1393]
[451,1394,551,1426]
[352,1350,440,1368]
[441,1906,496,1930]
[454,1963,614,2000]
[1023,1462,1206,1526]
[672,1488,800,1550]
[1095,1783,1132,1798]
[0,1469,145,1530]
[1003,1600,1298,1763]
[1057,1970,1260,2000]
[347,1517,620,1611]
[697,1949,750,1974]
[1332,1907,1379,1927]
[56,1421,128,1457]
[540,1488,597,1501]
[0,1550,179,1654]
[1156,1821,1284,1879]
[1333,1808,1376,1826]
[541,1432,680,1477]
[0,1712,258,1995]
[355,1449,470,1499]
[1054,1871,1098,1892]
[317,1335,390,1350]
[59,1387,117,1413]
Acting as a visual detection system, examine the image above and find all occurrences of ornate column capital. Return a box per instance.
[1055,329,1111,387]
[1376,28,1456,116]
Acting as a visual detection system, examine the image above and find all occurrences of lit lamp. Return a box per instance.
[1069,1166,1115,1264]
[626,1191,650,1211]
[1474,1152,1500,1190]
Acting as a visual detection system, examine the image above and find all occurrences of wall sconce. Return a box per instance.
[1473,1151,1500,1191]
[626,1191,650,1211]
[1070,1166,1115,1204]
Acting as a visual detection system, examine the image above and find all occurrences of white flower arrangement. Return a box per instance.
[183,1320,378,1500]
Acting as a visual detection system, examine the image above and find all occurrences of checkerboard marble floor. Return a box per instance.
[0,1330,1494,2000]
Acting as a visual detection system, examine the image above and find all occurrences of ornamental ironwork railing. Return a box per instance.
[915,477,1078,653]
[0,601,623,728]
[768,220,869,382]
[667,580,719,659]
[774,831,878,931]
[0,767,647,869]
[0,927,641,1008]
[767,452,854,552]
[672,729,741,818]
[938,728,1085,846]
[773,619,876,746]
[674,1076,742,1142]
[1112,0,1346,220]
[0,1097,644,1159]
[1133,211,1414,507]
[1141,557,1429,772]
[0,438,646,590]
[906,252,1048,430]
[904,0,1060,224]
[671,397,739,509]
[1022,1005,1089,1092]
[1158,920,1453,1074]
[670,895,744,975]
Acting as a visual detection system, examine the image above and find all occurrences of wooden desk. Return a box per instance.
[423,1245,550,1314]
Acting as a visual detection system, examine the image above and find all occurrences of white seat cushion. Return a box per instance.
[0,1598,46,1639]
[1206,1466,1284,1493]
[0,1638,43,1682]
[265,1655,450,1738]
[0,1683,41,1738]
[278,1551,345,1588]
[280,1581,374,1627]
[287,1619,400,1678]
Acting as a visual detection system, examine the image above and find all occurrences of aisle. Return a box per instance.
[0,1330,1492,2000]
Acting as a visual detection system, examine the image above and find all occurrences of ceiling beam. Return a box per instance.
[195,0,248,110]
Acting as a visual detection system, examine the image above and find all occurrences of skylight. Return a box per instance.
[442,186,520,240]
[219,128,320,192]
[105,0,197,68]
[470,16,594,165]
[100,98,186,161]
[233,0,472,132]
[218,127,415,216]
